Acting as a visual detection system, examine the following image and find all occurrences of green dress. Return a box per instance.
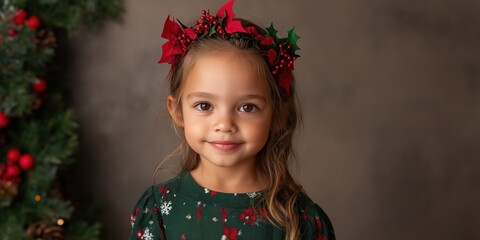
[129,172,335,240]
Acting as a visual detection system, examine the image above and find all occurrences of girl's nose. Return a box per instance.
[214,111,237,133]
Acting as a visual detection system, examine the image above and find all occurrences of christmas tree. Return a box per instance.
[0,0,122,239]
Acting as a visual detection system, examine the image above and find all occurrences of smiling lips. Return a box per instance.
[208,141,242,151]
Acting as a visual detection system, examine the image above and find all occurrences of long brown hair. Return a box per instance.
[153,19,305,240]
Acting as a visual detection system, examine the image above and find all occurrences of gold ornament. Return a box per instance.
[34,194,42,202]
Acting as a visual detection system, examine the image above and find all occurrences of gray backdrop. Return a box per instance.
[69,0,480,239]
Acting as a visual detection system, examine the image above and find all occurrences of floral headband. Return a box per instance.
[158,0,300,95]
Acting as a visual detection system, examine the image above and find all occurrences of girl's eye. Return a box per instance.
[194,102,213,111]
[239,104,258,113]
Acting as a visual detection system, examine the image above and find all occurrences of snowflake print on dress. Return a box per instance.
[142,227,154,240]
[246,192,259,199]
[142,207,149,213]
[160,201,173,215]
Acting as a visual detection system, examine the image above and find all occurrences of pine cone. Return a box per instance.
[33,29,57,48]
[32,96,43,111]
[0,180,18,198]
[25,221,63,240]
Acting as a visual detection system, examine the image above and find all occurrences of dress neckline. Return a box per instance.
[175,171,264,208]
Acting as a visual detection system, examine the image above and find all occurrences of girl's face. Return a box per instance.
[172,52,272,171]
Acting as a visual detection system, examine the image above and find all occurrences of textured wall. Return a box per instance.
[69,0,480,239]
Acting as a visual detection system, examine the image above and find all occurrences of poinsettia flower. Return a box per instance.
[222,225,238,240]
[158,15,197,64]
[216,0,247,34]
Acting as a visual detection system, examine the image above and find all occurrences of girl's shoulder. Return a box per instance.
[129,173,187,239]
[297,193,336,240]
[134,173,187,204]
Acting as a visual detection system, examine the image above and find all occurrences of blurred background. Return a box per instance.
[67,0,479,239]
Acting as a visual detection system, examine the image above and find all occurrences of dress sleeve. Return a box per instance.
[129,186,165,240]
[301,200,336,240]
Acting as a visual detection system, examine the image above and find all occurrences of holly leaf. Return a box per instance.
[287,27,301,52]
[266,23,279,42]
[209,25,217,36]
[177,19,188,29]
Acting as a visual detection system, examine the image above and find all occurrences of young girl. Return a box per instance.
[129,0,335,239]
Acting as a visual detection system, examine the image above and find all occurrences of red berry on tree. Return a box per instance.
[19,154,35,170]
[6,165,21,178]
[32,78,47,93]
[7,27,18,37]
[6,148,21,164]
[0,112,10,128]
[0,163,6,178]
[26,16,41,30]
[12,9,27,26]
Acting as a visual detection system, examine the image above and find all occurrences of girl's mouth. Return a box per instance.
[208,141,242,151]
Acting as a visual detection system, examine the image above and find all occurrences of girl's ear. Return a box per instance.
[167,95,184,128]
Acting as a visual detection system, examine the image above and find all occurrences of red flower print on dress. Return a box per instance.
[220,207,228,222]
[196,200,206,219]
[136,229,143,239]
[314,216,323,230]
[221,225,238,240]
[239,207,257,225]
[130,207,140,227]
[258,207,268,219]
[159,186,168,198]
[302,205,309,220]
[181,234,187,240]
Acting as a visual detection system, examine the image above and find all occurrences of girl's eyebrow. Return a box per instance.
[186,92,216,100]
[186,92,266,102]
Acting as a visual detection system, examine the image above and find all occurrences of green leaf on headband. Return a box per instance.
[177,19,188,29]
[287,27,301,52]
[209,26,217,36]
[266,23,279,42]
